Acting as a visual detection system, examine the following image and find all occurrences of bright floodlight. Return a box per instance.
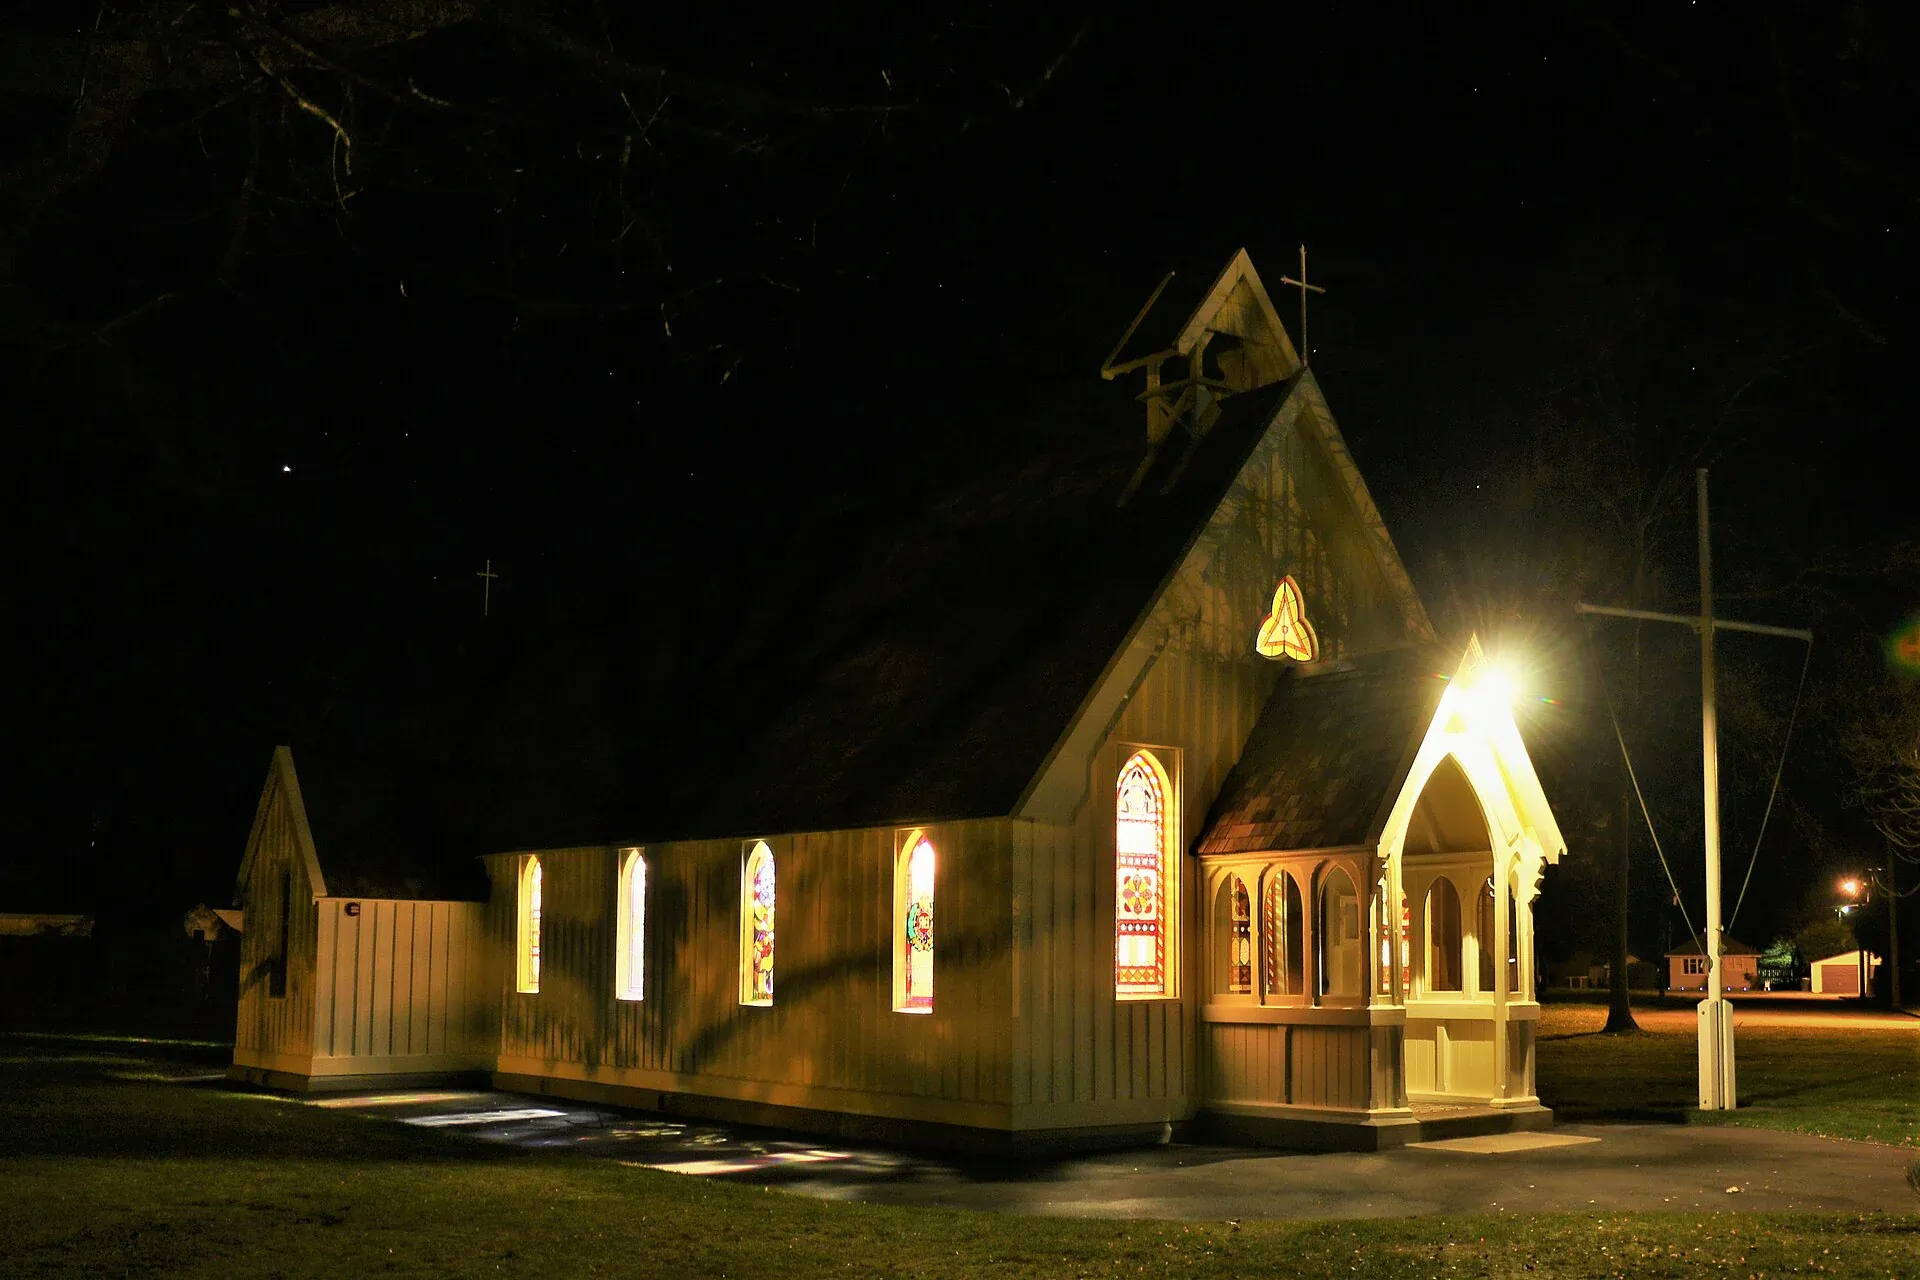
[1839,878,1861,897]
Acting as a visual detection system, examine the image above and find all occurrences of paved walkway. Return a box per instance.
[311,1089,1920,1221]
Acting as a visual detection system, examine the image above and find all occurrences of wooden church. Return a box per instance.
[229,249,1566,1152]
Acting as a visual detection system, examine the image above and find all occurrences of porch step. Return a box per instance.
[1196,1101,1556,1153]
[1411,1104,1555,1143]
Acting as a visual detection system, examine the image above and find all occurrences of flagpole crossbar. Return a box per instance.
[1573,470,1810,1113]
[1574,602,1811,642]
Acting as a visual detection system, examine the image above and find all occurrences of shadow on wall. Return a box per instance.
[497,876,1014,1085]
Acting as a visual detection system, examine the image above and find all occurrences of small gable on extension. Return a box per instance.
[239,745,489,903]
[1199,638,1566,871]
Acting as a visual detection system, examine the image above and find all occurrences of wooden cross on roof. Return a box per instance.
[476,558,498,617]
[1278,244,1325,367]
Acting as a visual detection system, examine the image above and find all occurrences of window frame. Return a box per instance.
[1114,745,1181,1002]
[516,855,542,995]
[614,848,647,1002]
[1423,875,1465,994]
[1315,863,1365,1005]
[739,840,776,1007]
[893,830,936,1014]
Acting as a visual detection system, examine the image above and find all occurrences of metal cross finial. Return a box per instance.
[477,559,499,617]
[1278,243,1326,366]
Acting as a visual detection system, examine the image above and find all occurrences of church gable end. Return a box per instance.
[1018,250,1432,825]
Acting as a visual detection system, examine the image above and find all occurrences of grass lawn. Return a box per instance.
[1535,1003,1920,1148]
[3,1033,1918,1278]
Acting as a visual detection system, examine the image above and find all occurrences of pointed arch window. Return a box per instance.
[740,842,776,1006]
[1317,866,1362,999]
[1425,877,1463,993]
[1116,749,1177,999]
[1262,870,1304,997]
[615,850,647,1001]
[1213,875,1253,995]
[516,856,542,994]
[894,834,936,1013]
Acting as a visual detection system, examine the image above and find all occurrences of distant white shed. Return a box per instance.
[1808,950,1881,996]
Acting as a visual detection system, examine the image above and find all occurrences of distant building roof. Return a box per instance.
[1809,950,1880,967]
[0,913,94,937]
[183,904,245,938]
[1665,933,1762,958]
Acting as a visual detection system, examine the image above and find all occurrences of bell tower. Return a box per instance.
[1100,248,1302,501]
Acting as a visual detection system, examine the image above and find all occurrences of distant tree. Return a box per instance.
[1834,653,1920,858]
[1422,221,1864,1033]
[1,2,1085,387]
[1791,916,1853,969]
[1827,639,1920,1005]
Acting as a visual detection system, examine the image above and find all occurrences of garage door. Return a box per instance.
[1819,962,1858,995]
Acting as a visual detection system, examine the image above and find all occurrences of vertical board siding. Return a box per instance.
[233,776,316,1067]
[487,820,1014,1118]
[1012,646,1272,1127]
[307,898,490,1066]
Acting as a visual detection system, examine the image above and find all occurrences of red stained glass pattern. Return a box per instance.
[1230,878,1252,993]
[744,845,775,1004]
[1116,752,1168,996]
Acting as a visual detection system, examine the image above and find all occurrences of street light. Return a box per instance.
[1835,874,1880,1000]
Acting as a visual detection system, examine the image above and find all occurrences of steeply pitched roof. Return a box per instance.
[285,374,1313,857]
[1197,644,1452,855]
[1102,248,1299,374]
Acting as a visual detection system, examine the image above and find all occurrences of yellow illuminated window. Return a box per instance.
[1116,749,1177,999]
[894,833,935,1013]
[517,856,542,994]
[615,850,647,1001]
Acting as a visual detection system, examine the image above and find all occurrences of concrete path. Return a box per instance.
[310,1089,1920,1221]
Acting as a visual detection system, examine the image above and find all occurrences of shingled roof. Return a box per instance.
[1197,643,1453,856]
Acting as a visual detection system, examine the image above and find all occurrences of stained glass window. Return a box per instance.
[896,835,935,1013]
[1229,877,1252,993]
[615,850,647,1001]
[1116,750,1174,998]
[741,842,775,1006]
[517,856,542,994]
[1255,575,1319,662]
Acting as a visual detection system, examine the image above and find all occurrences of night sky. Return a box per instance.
[6,5,1911,960]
